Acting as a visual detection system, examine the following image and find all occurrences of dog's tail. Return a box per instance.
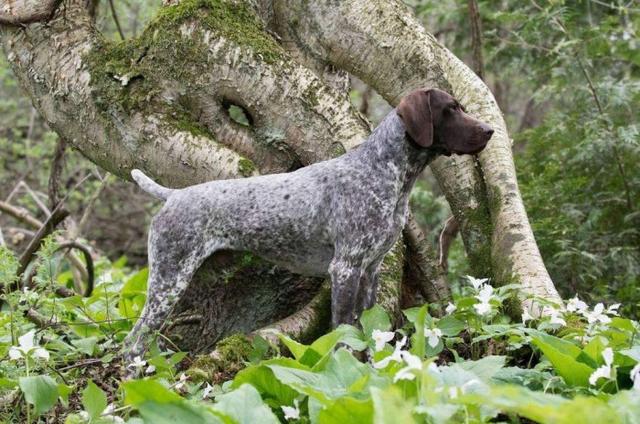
[131,169,174,200]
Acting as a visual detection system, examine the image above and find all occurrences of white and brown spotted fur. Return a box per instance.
[124,88,494,361]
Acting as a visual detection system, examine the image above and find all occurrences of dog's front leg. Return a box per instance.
[328,257,365,327]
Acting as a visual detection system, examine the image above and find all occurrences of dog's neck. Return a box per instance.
[357,110,438,193]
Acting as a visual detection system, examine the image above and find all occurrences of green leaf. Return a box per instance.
[371,386,416,424]
[529,331,595,387]
[82,380,107,420]
[436,315,466,337]
[268,349,378,404]
[232,358,307,405]
[410,305,428,358]
[118,268,148,320]
[318,397,373,424]
[458,356,506,383]
[19,375,59,415]
[72,337,98,356]
[124,379,223,424]
[360,305,391,338]
[214,384,279,424]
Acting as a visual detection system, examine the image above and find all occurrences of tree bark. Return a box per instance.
[268,0,562,311]
[0,0,560,352]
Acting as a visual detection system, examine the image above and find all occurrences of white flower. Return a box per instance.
[281,399,300,421]
[427,362,440,374]
[371,329,395,352]
[586,303,612,325]
[8,330,49,361]
[448,387,459,399]
[607,304,621,316]
[566,297,588,314]
[549,308,567,327]
[145,365,156,375]
[589,348,614,386]
[522,309,534,324]
[445,302,456,315]
[103,404,116,415]
[127,356,146,369]
[373,336,407,369]
[174,373,189,391]
[202,382,214,399]
[393,351,423,382]
[473,284,493,316]
[466,276,489,291]
[424,327,442,348]
[631,363,640,392]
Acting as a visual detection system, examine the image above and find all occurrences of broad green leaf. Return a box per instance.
[436,315,466,337]
[118,268,148,320]
[360,305,391,338]
[82,380,107,420]
[232,358,308,405]
[124,379,223,424]
[72,337,98,356]
[371,386,416,424]
[458,356,506,383]
[310,325,367,356]
[583,336,607,363]
[19,375,59,415]
[268,349,377,403]
[318,397,373,424]
[214,384,279,424]
[528,330,596,387]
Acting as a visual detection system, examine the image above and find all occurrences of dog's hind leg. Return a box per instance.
[123,218,220,364]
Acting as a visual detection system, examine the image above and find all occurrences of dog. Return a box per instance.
[124,88,494,361]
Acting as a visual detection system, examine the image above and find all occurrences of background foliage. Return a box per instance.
[0,0,638,422]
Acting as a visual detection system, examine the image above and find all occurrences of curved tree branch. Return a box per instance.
[0,0,61,25]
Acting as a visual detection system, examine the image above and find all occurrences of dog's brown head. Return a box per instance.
[397,88,494,156]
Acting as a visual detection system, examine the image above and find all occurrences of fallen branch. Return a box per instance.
[0,200,42,228]
[16,207,69,278]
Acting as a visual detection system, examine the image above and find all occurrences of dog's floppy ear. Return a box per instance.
[397,89,433,148]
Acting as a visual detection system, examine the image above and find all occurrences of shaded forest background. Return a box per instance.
[1,0,637,314]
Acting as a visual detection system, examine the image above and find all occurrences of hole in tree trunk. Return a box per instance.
[222,98,253,127]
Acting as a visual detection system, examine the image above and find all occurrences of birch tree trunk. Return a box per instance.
[0,0,561,353]
[267,0,562,311]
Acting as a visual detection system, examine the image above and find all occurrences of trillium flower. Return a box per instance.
[373,336,407,369]
[589,348,614,386]
[549,308,566,327]
[393,351,423,382]
[607,303,621,316]
[522,309,534,324]
[631,363,640,392]
[371,329,395,352]
[175,373,189,391]
[585,303,612,325]
[445,302,457,315]
[8,330,50,361]
[202,382,214,399]
[466,276,489,291]
[127,356,147,370]
[424,327,442,348]
[473,284,493,316]
[281,399,300,421]
[566,296,588,314]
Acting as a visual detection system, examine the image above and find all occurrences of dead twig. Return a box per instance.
[0,200,43,228]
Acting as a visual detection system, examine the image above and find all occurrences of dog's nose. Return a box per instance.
[480,124,494,139]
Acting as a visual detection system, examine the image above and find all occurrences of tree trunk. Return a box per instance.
[0,0,560,353]
[267,0,562,311]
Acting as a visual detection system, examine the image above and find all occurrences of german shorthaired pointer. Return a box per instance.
[124,88,494,361]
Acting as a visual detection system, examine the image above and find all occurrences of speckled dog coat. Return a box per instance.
[124,88,494,361]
